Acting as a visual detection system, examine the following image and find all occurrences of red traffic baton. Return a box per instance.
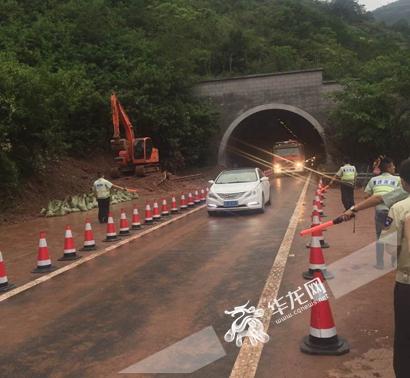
[319,185,330,194]
[300,217,344,237]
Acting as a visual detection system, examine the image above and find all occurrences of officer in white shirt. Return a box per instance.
[364,157,401,268]
[93,172,124,223]
[332,157,357,210]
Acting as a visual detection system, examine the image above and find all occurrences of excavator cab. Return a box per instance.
[133,138,153,161]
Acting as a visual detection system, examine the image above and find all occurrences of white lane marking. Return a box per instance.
[229,174,311,378]
[0,205,206,303]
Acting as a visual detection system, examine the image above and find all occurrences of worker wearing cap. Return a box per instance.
[93,172,125,223]
[379,158,410,378]
[332,158,357,210]
[364,157,401,269]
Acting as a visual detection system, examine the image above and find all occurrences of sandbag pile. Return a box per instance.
[40,190,138,217]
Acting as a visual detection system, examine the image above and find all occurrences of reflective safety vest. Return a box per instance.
[337,164,357,183]
[365,173,401,197]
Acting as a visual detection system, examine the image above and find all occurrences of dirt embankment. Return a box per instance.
[0,154,221,224]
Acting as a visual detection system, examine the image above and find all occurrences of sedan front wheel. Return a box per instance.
[259,193,265,213]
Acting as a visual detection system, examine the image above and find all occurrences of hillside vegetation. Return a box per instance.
[373,0,410,25]
[1,0,410,205]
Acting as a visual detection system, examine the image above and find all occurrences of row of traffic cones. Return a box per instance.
[0,190,209,290]
[300,178,349,356]
[143,190,207,225]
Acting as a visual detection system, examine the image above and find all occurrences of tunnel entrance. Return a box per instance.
[219,104,326,169]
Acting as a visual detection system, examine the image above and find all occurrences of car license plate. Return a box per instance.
[224,200,238,208]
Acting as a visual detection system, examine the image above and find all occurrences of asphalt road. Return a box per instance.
[0,177,304,378]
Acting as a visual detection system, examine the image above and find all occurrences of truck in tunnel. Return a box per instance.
[272,140,305,175]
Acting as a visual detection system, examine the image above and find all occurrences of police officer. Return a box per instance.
[364,157,401,269]
[332,157,357,210]
[93,172,126,223]
[380,158,410,378]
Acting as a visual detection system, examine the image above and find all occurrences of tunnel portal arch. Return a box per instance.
[218,103,327,166]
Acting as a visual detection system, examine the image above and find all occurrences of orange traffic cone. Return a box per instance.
[171,196,179,213]
[161,199,170,216]
[145,203,153,224]
[104,213,119,242]
[153,200,161,221]
[187,192,194,207]
[32,232,57,273]
[315,191,326,218]
[200,189,206,202]
[119,209,130,236]
[132,206,142,230]
[180,194,188,210]
[306,209,329,249]
[194,190,200,204]
[59,225,81,261]
[300,271,349,355]
[80,219,97,251]
[303,230,333,280]
[0,251,15,292]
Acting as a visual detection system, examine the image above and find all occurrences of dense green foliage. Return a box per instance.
[0,0,410,195]
[331,52,410,161]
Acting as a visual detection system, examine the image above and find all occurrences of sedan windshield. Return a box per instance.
[216,170,258,184]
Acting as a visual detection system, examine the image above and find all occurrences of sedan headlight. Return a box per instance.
[207,192,218,200]
[244,190,257,198]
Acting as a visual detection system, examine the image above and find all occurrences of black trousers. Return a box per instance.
[340,183,354,210]
[97,197,110,223]
[394,282,410,378]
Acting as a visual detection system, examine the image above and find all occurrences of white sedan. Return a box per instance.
[206,168,271,215]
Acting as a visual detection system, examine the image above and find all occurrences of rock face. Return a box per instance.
[373,0,410,25]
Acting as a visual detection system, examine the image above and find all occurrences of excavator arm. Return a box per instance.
[111,93,135,142]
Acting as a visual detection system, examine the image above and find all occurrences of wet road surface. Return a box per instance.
[0,177,304,378]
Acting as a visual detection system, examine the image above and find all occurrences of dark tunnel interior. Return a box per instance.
[224,109,326,169]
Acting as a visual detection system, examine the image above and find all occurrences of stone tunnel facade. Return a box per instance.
[194,68,341,166]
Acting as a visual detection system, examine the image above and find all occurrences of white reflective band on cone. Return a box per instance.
[65,230,73,237]
[84,240,95,246]
[39,239,47,248]
[309,263,326,269]
[38,259,51,266]
[310,326,337,338]
[107,232,116,237]
[64,248,76,253]
[310,237,321,248]
[0,276,8,284]
[85,224,92,231]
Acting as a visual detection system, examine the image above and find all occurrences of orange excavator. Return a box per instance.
[110,93,160,177]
